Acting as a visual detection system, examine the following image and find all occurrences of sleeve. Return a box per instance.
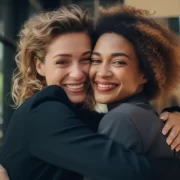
[27,86,180,180]
[162,106,180,113]
[98,112,143,154]
[75,108,104,131]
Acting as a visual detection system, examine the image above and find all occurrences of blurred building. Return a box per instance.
[0,0,179,147]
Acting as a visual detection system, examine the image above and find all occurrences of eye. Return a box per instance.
[81,57,91,64]
[56,60,69,65]
[91,59,101,64]
[112,60,126,66]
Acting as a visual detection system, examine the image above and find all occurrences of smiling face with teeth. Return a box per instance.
[89,33,147,104]
[35,32,92,103]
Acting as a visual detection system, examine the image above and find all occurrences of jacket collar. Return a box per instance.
[107,93,149,111]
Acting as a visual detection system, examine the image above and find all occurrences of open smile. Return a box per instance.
[64,83,87,93]
[94,81,118,92]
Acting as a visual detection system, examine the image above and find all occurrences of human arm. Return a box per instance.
[75,106,104,132]
[28,101,147,180]
[27,85,180,180]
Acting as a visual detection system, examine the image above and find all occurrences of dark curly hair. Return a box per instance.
[93,4,180,100]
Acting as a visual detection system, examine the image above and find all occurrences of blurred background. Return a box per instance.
[0,0,180,147]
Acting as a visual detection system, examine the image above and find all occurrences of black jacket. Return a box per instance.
[0,86,180,180]
[99,93,175,157]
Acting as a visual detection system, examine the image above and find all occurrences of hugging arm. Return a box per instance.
[28,100,149,180]
[1,86,180,180]
[25,86,180,180]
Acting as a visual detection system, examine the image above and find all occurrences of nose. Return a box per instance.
[69,64,86,80]
[97,64,112,78]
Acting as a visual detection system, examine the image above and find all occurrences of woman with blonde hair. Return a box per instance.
[1,4,180,180]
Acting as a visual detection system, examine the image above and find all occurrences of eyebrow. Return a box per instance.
[91,52,100,56]
[111,53,131,60]
[53,54,72,58]
[92,52,131,60]
[53,51,92,58]
[82,51,92,56]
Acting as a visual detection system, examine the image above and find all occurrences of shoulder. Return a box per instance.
[13,85,73,121]
[100,102,163,143]
[24,85,72,109]
[109,102,160,124]
[107,102,163,134]
[30,85,72,108]
[99,107,135,133]
[99,107,143,154]
[19,86,78,131]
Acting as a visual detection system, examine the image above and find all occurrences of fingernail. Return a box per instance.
[160,115,164,119]
[160,112,168,119]
[162,129,167,135]
[167,139,171,145]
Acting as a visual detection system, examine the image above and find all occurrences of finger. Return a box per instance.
[175,144,180,152]
[160,111,169,121]
[171,132,180,150]
[166,126,180,146]
[162,120,174,135]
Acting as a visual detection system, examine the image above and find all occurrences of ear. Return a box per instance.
[35,57,45,76]
[140,73,148,85]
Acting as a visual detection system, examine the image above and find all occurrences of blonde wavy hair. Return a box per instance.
[12,4,93,108]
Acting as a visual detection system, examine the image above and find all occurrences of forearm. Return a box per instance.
[29,102,180,180]
[75,107,104,131]
[162,106,180,113]
[28,102,149,180]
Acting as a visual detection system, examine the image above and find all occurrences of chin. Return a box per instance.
[95,97,110,104]
[68,96,86,104]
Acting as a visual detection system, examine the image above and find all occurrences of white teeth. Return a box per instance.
[97,84,116,88]
[66,84,84,89]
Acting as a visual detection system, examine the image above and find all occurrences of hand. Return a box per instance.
[0,165,10,180]
[160,111,180,151]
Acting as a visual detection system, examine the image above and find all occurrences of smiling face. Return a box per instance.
[89,33,147,104]
[35,32,92,103]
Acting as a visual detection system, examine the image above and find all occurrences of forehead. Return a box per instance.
[94,33,135,53]
[47,32,92,54]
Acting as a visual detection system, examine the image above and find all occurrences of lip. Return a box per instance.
[64,82,87,93]
[94,81,118,92]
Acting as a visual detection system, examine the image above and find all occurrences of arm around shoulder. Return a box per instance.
[26,86,180,180]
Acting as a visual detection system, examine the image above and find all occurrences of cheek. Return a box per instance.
[131,68,144,84]
[89,65,98,79]
[83,64,91,75]
[115,68,140,86]
[45,69,65,85]
[114,69,126,81]
[122,71,143,89]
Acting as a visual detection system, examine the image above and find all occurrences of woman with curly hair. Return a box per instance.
[1,3,180,180]
[90,4,180,157]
